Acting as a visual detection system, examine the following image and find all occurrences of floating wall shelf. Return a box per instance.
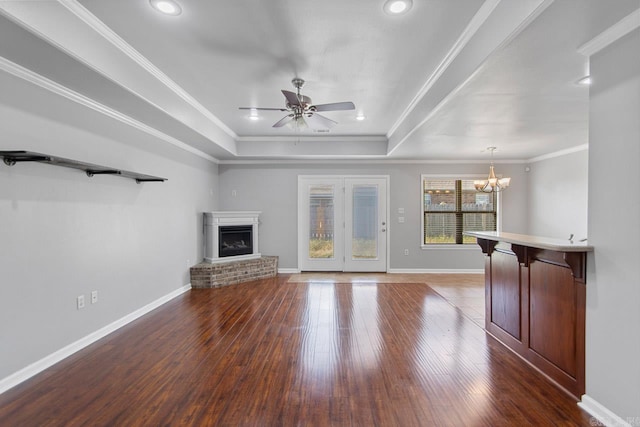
[0,151,167,184]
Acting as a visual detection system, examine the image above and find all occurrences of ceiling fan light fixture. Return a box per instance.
[149,0,182,16]
[286,116,308,130]
[383,0,413,15]
[248,109,260,121]
[239,77,355,131]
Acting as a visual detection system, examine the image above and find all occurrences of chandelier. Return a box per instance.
[474,147,511,193]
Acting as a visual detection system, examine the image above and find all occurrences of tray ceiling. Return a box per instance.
[0,0,637,161]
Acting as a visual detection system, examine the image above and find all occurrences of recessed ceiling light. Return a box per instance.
[248,109,260,121]
[577,76,592,86]
[149,0,182,16]
[383,0,413,15]
[356,114,366,121]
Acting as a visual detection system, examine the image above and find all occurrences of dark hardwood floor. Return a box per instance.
[0,274,593,426]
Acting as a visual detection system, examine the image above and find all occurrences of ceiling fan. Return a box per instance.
[239,78,355,130]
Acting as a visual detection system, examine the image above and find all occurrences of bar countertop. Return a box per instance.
[464,231,594,252]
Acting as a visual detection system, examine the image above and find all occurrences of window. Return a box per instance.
[422,177,497,245]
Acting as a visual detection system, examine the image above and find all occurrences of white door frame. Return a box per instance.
[297,175,390,272]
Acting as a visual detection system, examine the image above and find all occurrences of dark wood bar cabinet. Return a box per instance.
[466,231,593,399]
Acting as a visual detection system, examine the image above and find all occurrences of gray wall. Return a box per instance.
[0,74,218,380]
[218,162,528,270]
[586,29,640,417]
[526,149,588,239]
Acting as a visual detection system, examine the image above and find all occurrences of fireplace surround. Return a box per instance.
[203,211,261,263]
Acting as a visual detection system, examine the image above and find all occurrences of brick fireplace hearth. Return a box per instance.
[190,256,278,289]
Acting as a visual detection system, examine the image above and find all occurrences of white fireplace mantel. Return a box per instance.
[203,211,261,263]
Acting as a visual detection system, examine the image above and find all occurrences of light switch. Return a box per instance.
[398,207,405,214]
[398,217,405,223]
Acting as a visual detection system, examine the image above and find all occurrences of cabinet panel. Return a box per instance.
[529,260,577,377]
[490,250,521,340]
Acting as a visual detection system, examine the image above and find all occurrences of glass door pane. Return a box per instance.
[351,185,378,259]
[309,185,335,259]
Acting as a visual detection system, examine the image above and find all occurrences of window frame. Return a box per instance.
[420,174,502,249]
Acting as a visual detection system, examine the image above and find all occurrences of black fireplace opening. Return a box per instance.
[219,225,253,257]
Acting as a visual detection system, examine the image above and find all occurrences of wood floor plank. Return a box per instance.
[0,274,593,426]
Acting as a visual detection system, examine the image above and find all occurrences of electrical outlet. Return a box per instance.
[91,290,98,304]
[231,189,237,197]
[77,295,85,309]
[398,216,405,223]
[404,249,409,256]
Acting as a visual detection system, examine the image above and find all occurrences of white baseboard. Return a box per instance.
[578,395,631,427]
[388,268,484,274]
[0,284,192,395]
[278,268,301,274]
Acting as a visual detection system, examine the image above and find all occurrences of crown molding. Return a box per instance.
[387,0,501,138]
[0,57,219,164]
[223,155,390,163]
[527,144,588,163]
[235,135,388,144]
[218,158,526,165]
[578,8,640,57]
[58,0,237,140]
[220,159,387,165]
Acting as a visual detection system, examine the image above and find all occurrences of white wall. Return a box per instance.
[0,73,218,381]
[586,28,640,418]
[526,149,588,239]
[218,162,527,271]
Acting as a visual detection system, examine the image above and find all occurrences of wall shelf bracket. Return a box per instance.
[86,170,122,178]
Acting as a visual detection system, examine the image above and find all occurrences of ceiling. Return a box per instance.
[0,0,638,162]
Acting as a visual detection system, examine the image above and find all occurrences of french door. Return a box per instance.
[298,176,388,272]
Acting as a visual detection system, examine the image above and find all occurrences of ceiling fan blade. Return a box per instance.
[305,113,337,129]
[312,102,355,112]
[273,115,294,128]
[239,107,288,111]
[282,90,300,106]
[282,90,312,106]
